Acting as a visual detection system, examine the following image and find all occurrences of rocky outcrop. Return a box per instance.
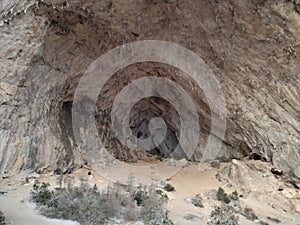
[0,1,299,178]
[219,160,300,215]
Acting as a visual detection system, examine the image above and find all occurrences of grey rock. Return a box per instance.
[206,189,218,201]
[219,160,300,214]
[0,0,299,183]
[184,214,202,222]
[185,194,204,208]
[232,159,239,165]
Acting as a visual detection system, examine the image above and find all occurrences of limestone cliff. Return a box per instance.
[0,0,299,179]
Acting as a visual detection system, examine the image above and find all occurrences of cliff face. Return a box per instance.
[0,0,299,178]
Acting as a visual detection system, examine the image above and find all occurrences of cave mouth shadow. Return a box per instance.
[128,96,187,160]
[95,96,188,164]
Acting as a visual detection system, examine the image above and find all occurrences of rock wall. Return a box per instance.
[0,0,299,178]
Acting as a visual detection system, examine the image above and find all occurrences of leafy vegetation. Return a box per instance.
[163,184,175,192]
[216,187,239,204]
[216,187,231,204]
[31,181,55,207]
[30,180,173,225]
[134,190,149,206]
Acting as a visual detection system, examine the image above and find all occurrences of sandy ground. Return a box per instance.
[0,184,79,225]
[164,163,261,225]
[164,163,300,225]
[1,162,300,225]
[0,168,107,225]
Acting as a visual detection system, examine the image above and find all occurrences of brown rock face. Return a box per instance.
[0,1,299,178]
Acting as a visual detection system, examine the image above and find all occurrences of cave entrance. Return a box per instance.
[58,61,211,164]
[93,62,210,164]
[129,97,186,160]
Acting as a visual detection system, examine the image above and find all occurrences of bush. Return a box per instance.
[217,187,231,204]
[216,188,239,204]
[0,211,6,225]
[163,184,175,192]
[30,180,173,225]
[208,204,239,225]
[30,181,55,207]
[134,190,149,206]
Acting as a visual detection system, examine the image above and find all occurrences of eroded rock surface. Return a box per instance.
[219,160,300,222]
[0,0,299,179]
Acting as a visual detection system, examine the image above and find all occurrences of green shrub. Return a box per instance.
[217,187,231,204]
[216,188,239,204]
[0,211,6,225]
[134,190,149,206]
[30,181,55,207]
[30,180,173,225]
[163,184,175,192]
